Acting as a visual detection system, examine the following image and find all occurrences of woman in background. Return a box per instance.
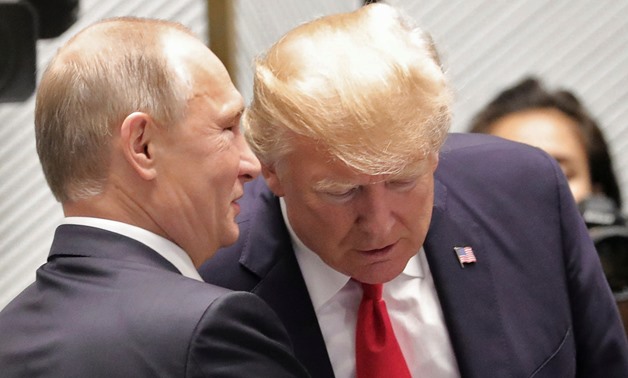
[469,76,622,208]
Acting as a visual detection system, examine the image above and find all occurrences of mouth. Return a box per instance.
[357,242,396,257]
[231,195,243,213]
[232,191,244,203]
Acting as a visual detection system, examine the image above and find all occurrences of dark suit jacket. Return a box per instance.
[200,133,628,378]
[0,224,309,377]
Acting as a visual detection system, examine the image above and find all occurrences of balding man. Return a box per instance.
[0,17,308,377]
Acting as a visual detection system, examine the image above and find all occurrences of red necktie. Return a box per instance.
[356,282,411,378]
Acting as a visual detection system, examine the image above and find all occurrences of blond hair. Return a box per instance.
[244,3,452,176]
[35,17,194,202]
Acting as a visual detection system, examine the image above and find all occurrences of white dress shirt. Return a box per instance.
[280,199,460,378]
[61,217,203,281]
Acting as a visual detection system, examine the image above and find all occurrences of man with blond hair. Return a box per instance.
[0,17,308,377]
[200,3,628,377]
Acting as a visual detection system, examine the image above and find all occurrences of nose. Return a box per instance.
[237,134,261,182]
[356,185,394,236]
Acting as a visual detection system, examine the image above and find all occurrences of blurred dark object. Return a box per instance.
[363,0,381,4]
[0,2,36,102]
[26,0,79,39]
[579,194,628,296]
[0,0,79,103]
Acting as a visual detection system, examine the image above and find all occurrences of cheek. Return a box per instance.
[401,185,435,231]
[292,195,349,229]
[287,196,355,247]
[399,203,430,238]
[568,179,592,203]
[209,150,241,183]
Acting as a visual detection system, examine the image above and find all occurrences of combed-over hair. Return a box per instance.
[243,3,452,176]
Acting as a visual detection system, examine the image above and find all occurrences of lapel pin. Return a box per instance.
[454,246,477,268]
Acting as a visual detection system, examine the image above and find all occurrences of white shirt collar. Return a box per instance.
[279,198,424,311]
[61,217,203,281]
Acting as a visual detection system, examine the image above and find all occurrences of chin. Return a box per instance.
[366,252,416,282]
[360,272,403,284]
[350,264,406,284]
[220,227,240,248]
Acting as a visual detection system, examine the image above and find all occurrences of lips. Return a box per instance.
[231,195,243,215]
[358,243,395,256]
[231,192,243,206]
[232,191,243,202]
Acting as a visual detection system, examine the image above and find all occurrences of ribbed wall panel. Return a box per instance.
[231,0,360,95]
[2,0,628,309]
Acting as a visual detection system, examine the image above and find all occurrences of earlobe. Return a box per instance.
[262,164,285,197]
[120,112,156,180]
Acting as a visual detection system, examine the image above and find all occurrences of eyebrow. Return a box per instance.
[313,169,426,191]
[216,107,244,128]
[312,179,358,192]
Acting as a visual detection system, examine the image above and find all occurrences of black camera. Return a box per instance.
[0,0,79,102]
[0,2,37,102]
[579,194,628,299]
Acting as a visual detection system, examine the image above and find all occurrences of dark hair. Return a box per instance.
[469,76,622,208]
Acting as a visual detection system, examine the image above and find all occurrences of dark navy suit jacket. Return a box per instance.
[0,225,309,377]
[200,133,628,377]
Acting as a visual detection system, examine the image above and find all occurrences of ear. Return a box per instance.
[430,152,440,172]
[262,163,286,197]
[119,112,157,180]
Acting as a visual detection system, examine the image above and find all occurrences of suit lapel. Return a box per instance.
[423,179,513,377]
[238,184,335,378]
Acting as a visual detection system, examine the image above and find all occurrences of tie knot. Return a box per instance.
[361,283,383,300]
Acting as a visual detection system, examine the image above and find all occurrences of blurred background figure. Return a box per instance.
[469,76,628,336]
[469,77,620,206]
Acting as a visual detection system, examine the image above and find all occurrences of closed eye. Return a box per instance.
[387,179,417,191]
[321,186,359,202]
[221,125,238,140]
[329,187,357,197]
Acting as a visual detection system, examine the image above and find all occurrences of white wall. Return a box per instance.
[2,0,628,309]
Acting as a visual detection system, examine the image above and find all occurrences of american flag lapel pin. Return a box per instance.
[454,246,477,268]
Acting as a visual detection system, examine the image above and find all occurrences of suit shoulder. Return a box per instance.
[440,133,560,175]
[187,291,309,377]
[435,133,567,206]
[443,132,545,156]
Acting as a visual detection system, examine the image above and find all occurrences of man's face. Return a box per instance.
[151,41,260,266]
[264,140,438,284]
